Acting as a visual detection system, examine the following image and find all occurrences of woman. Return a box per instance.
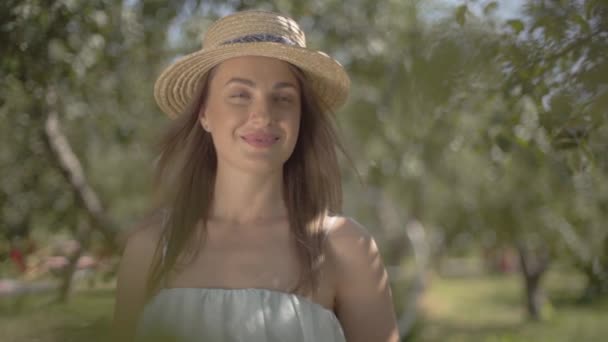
[113,10,399,342]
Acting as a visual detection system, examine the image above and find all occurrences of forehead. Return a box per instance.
[211,56,299,87]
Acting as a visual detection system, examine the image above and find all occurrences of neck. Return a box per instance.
[209,163,287,225]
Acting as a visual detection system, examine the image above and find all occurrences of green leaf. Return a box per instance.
[483,1,499,16]
[585,0,599,19]
[571,13,591,34]
[455,4,468,27]
[506,19,524,34]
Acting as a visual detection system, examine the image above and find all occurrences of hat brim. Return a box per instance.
[154,42,350,118]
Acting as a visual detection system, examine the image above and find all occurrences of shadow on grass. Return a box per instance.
[413,294,608,342]
[0,293,56,316]
[550,293,608,314]
[0,288,116,341]
[0,288,115,315]
[420,315,524,336]
[48,317,113,342]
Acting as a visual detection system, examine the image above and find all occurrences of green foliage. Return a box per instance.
[455,4,468,26]
[493,0,608,295]
[483,1,499,16]
[0,0,190,240]
[506,19,524,34]
[1,0,607,331]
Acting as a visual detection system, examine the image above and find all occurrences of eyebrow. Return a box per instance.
[224,77,298,90]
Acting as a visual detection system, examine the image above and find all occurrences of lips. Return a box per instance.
[241,132,280,148]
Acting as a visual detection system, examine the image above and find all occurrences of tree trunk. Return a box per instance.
[398,220,430,339]
[57,219,92,303]
[580,256,608,301]
[545,213,608,300]
[523,268,543,320]
[42,88,119,251]
[517,244,550,320]
[57,246,81,303]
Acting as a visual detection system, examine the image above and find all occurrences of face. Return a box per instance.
[200,56,302,174]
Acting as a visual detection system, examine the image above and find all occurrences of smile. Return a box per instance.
[241,133,280,148]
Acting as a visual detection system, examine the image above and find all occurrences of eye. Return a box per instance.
[227,91,251,105]
[230,92,250,99]
[274,94,295,104]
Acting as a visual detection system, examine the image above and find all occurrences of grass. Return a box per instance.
[0,288,114,342]
[414,269,608,342]
[1,269,607,341]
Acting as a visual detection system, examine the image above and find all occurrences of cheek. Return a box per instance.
[293,117,301,138]
[207,103,246,133]
[283,113,301,141]
[212,119,241,146]
[288,109,301,130]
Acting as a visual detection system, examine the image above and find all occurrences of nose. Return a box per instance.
[249,96,273,126]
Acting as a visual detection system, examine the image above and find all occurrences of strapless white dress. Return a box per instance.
[135,287,346,342]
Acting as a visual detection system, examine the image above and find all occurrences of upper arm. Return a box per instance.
[326,217,399,342]
[112,221,163,340]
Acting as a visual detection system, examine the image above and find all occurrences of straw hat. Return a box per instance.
[154,10,351,118]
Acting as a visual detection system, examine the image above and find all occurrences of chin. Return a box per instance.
[225,151,286,173]
[240,160,285,175]
[218,144,294,175]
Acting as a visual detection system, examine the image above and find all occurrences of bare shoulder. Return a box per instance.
[324,215,400,342]
[324,215,386,289]
[113,211,165,339]
[117,211,166,290]
[324,215,376,264]
[122,213,165,257]
[117,213,165,277]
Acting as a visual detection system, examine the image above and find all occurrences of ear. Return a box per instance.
[198,106,210,132]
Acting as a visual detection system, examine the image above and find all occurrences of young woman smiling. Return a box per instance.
[113,10,399,342]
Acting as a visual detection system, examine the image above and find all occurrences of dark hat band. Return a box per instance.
[222,33,298,46]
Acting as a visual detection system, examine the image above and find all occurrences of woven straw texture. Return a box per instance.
[154,10,350,118]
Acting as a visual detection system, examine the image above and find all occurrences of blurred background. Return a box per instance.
[1,0,607,341]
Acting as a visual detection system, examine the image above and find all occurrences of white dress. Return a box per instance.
[135,287,346,342]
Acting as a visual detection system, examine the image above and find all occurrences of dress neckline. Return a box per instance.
[155,287,338,319]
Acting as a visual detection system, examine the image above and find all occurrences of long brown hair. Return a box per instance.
[145,63,347,298]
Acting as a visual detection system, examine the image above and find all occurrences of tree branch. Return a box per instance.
[43,89,119,250]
